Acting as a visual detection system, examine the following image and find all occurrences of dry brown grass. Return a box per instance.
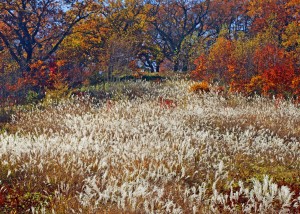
[1,80,300,213]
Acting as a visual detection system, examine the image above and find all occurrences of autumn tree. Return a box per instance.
[191,30,235,84]
[247,0,299,36]
[147,0,210,72]
[0,0,95,74]
[57,11,107,86]
[206,0,251,39]
[100,0,149,77]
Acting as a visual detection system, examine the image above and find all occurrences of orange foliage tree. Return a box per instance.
[191,32,236,84]
[250,44,295,96]
[0,0,97,103]
[192,31,299,98]
[191,0,299,99]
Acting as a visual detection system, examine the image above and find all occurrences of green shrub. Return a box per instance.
[26,90,39,104]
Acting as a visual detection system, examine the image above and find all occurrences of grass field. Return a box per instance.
[0,80,300,213]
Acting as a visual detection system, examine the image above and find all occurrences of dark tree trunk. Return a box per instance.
[182,58,188,72]
[174,60,179,72]
[156,63,160,72]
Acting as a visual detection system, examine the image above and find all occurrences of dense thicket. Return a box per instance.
[0,0,299,102]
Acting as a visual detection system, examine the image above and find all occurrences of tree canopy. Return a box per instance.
[0,0,299,101]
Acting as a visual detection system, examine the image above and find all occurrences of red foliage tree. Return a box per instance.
[252,44,295,96]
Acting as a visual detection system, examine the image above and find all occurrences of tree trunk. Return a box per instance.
[149,63,155,73]
[174,60,179,72]
[182,57,188,72]
[156,63,160,72]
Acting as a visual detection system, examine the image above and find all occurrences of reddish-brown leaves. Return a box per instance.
[158,97,177,109]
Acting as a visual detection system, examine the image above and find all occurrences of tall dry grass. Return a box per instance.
[0,80,299,213]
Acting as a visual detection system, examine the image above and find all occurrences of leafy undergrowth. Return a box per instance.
[0,80,300,213]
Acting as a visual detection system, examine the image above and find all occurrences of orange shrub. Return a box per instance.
[189,81,210,93]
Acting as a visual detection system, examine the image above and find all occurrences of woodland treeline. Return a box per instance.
[0,0,299,103]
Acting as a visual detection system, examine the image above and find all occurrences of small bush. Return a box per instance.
[26,90,40,104]
[0,107,12,124]
[189,81,210,93]
[0,107,13,133]
[43,82,72,105]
